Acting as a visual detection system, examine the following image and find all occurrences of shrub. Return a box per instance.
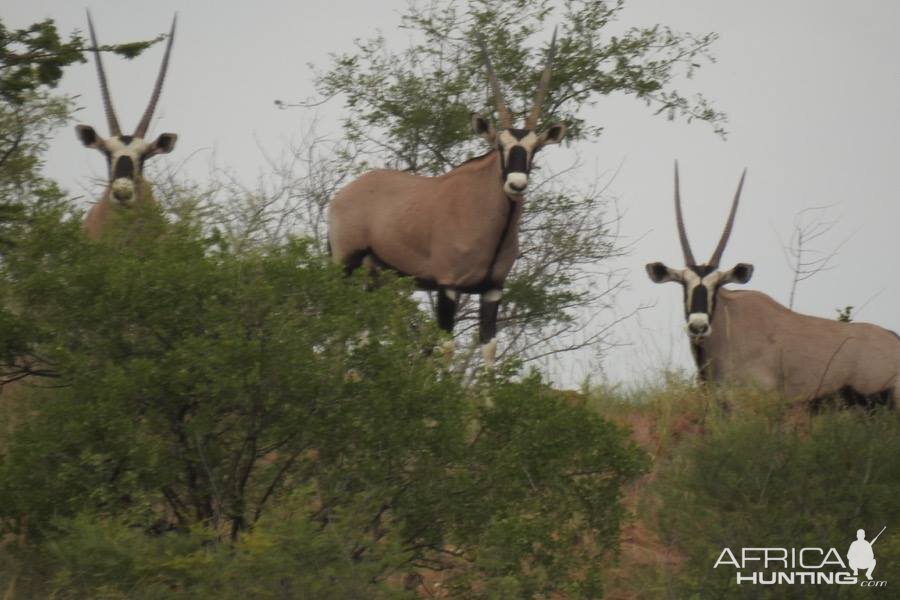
[655,405,900,599]
[0,207,646,598]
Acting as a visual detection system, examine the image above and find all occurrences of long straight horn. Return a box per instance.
[134,15,177,138]
[674,162,696,266]
[525,26,557,130]
[708,169,747,267]
[86,10,121,136]
[476,33,512,129]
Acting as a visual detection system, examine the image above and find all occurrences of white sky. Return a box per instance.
[7,1,900,387]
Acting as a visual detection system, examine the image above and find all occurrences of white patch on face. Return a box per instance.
[703,272,725,287]
[111,178,135,203]
[483,289,503,302]
[103,136,152,179]
[504,172,528,195]
[444,289,459,302]
[496,130,540,148]
[98,136,154,205]
[680,268,728,339]
[681,269,700,286]
[104,136,151,155]
[686,312,711,338]
[497,130,541,196]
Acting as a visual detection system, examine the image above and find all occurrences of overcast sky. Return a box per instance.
[7,1,900,387]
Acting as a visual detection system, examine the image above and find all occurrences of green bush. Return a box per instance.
[0,206,646,598]
[654,405,900,599]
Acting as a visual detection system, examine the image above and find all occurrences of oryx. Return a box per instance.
[328,31,567,365]
[646,164,899,406]
[76,12,178,239]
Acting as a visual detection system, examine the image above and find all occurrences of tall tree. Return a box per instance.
[302,0,725,370]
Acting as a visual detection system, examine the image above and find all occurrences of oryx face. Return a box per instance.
[78,11,177,206]
[76,126,177,205]
[471,116,566,196]
[475,29,566,196]
[646,262,754,339]
[648,164,751,341]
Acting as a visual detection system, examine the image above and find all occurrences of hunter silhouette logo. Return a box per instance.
[847,526,885,581]
[714,526,888,587]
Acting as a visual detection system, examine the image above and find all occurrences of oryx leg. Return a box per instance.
[436,289,459,333]
[479,289,502,367]
[340,249,368,277]
[436,289,459,358]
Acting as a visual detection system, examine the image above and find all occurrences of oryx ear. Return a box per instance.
[471,113,495,143]
[646,262,681,284]
[723,262,754,284]
[147,133,178,156]
[538,122,567,146]
[76,125,102,149]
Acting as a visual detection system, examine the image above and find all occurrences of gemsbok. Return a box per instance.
[328,31,567,365]
[646,164,899,406]
[76,12,178,239]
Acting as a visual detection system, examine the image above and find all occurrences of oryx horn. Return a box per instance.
[525,26,558,130]
[86,10,121,137]
[708,169,747,267]
[134,15,177,138]
[476,33,512,129]
[674,161,696,266]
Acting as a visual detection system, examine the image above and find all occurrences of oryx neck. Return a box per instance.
[449,149,499,174]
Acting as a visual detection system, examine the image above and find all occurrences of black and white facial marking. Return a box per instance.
[79,12,177,207]
[471,114,566,197]
[646,261,754,341]
[76,125,177,205]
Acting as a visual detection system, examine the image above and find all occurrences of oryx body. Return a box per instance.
[698,289,899,402]
[329,32,567,365]
[647,164,899,405]
[329,150,520,292]
[76,12,178,239]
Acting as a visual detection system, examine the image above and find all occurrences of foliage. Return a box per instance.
[837,305,854,322]
[0,15,648,596]
[0,16,162,105]
[0,204,646,598]
[26,502,414,600]
[315,0,723,172]
[300,0,724,367]
[652,403,900,599]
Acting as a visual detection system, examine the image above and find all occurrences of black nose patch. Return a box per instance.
[113,155,135,179]
[689,284,709,314]
[688,321,709,334]
[506,146,529,174]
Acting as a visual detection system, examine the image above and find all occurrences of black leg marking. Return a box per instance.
[811,385,895,413]
[479,297,500,344]
[690,343,711,382]
[342,250,368,276]
[437,290,458,333]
